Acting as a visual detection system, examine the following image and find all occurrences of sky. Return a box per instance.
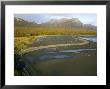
[15,14,97,26]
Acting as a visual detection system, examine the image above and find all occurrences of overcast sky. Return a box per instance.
[15,14,97,26]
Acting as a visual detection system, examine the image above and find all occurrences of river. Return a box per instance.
[22,35,97,76]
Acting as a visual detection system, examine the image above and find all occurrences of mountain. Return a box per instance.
[42,18,83,28]
[14,17,96,30]
[83,24,97,30]
[14,17,38,27]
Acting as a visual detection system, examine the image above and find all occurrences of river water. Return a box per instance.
[25,36,97,60]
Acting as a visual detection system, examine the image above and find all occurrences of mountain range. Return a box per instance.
[14,17,97,30]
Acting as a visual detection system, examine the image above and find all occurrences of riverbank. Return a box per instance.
[20,39,89,54]
[15,35,92,54]
[15,35,97,76]
[18,35,89,54]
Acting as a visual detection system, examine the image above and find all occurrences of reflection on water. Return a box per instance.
[81,36,97,42]
[39,54,71,60]
[60,49,96,53]
[36,48,96,60]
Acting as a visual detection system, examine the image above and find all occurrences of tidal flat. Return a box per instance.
[21,35,97,76]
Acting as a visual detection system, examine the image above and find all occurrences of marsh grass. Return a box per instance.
[15,27,96,37]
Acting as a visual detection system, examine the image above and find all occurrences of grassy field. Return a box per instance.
[15,27,96,37]
[14,36,37,54]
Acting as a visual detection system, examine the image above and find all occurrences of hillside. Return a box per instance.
[14,17,39,27]
[14,17,97,30]
[42,18,83,28]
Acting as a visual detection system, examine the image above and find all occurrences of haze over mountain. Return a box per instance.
[14,17,38,27]
[42,18,83,28]
[14,17,97,30]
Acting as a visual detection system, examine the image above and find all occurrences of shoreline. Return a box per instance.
[15,34,96,38]
[20,39,89,54]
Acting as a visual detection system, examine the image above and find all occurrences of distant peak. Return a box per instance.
[15,17,22,21]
